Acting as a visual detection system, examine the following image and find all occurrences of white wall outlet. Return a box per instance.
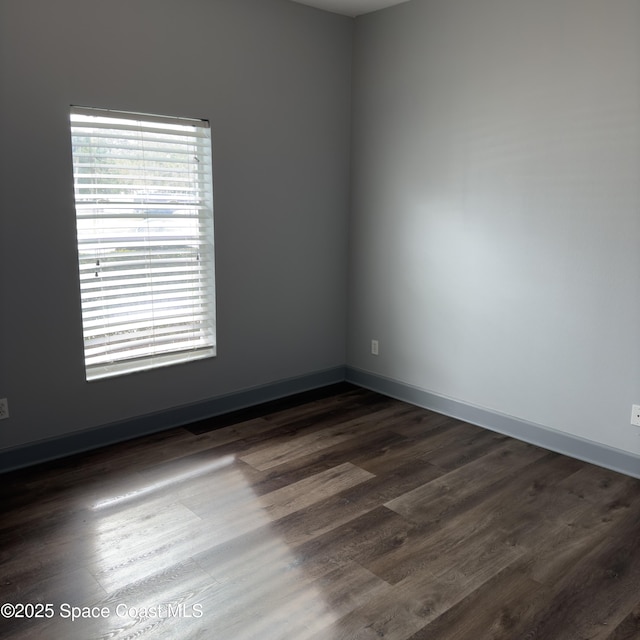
[0,398,8,420]
[631,404,640,427]
[371,339,379,356]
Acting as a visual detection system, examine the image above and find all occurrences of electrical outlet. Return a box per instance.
[0,398,8,420]
[371,339,379,356]
[631,404,640,427]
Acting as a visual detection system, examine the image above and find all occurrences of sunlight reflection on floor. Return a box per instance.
[84,455,340,639]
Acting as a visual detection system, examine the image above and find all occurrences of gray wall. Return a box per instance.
[349,0,640,455]
[0,0,352,451]
[2,0,639,464]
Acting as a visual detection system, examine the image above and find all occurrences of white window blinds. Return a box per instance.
[70,106,216,380]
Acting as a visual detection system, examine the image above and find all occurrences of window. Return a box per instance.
[70,106,216,380]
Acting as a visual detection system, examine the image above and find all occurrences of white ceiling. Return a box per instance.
[289,0,411,17]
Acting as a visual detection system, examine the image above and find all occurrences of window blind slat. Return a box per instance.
[71,105,209,128]
[83,312,212,336]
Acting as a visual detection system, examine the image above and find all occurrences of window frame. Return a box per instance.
[69,106,217,381]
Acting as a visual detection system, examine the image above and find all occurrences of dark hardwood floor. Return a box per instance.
[1,384,639,639]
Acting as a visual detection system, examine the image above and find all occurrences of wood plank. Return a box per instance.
[239,404,417,471]
[198,561,390,640]
[385,438,550,524]
[604,602,640,640]
[292,506,415,575]
[268,459,442,548]
[404,563,546,640]
[359,453,582,584]
[248,430,409,494]
[352,422,476,475]
[306,530,521,640]
[183,461,374,522]
[515,508,640,640]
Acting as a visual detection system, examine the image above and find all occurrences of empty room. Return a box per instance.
[1,0,639,638]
